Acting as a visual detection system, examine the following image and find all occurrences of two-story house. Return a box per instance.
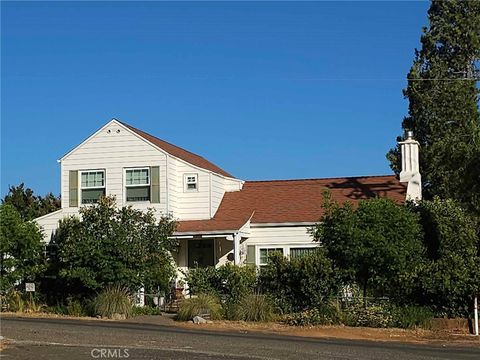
[35,119,421,279]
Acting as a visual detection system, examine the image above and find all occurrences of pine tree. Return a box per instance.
[387,0,480,215]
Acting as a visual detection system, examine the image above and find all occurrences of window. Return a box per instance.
[184,174,198,191]
[125,168,150,202]
[80,170,105,204]
[290,247,317,259]
[259,248,284,265]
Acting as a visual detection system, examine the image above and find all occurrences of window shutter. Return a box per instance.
[150,166,160,203]
[69,170,78,207]
[246,245,256,264]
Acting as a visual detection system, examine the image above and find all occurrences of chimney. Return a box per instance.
[398,131,422,201]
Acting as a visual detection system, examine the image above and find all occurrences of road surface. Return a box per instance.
[1,317,479,359]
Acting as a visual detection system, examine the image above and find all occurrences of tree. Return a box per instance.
[0,204,45,293]
[52,197,177,297]
[415,198,480,317]
[2,183,61,221]
[387,0,480,215]
[312,195,425,303]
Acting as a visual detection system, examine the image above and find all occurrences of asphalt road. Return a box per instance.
[1,317,479,360]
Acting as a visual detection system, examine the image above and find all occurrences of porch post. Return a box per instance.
[233,233,241,265]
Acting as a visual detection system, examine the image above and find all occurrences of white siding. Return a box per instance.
[241,225,316,264]
[61,122,168,213]
[170,159,211,220]
[247,225,313,245]
[35,209,78,243]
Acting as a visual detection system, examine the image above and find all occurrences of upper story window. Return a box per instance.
[80,170,105,204]
[125,168,150,202]
[184,174,198,192]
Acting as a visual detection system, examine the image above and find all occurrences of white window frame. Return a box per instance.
[257,247,285,266]
[184,173,198,192]
[79,169,106,204]
[124,167,151,203]
[256,244,317,266]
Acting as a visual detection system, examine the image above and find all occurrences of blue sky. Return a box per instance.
[1,1,430,196]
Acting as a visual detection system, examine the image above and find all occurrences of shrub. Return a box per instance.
[93,285,132,319]
[24,293,45,313]
[177,294,222,321]
[391,305,433,329]
[186,264,257,305]
[342,305,393,328]
[66,297,85,317]
[283,304,341,326]
[233,294,276,322]
[259,249,338,313]
[5,290,24,312]
[131,306,162,316]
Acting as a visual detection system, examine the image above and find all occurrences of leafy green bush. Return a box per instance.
[259,249,338,313]
[391,305,433,329]
[233,294,276,322]
[186,264,257,306]
[282,304,341,326]
[177,294,223,321]
[93,285,132,319]
[342,305,393,328]
[66,297,85,317]
[131,306,162,316]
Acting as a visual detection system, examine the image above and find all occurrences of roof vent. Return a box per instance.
[406,130,414,140]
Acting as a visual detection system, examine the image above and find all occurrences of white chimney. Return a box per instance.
[399,131,422,201]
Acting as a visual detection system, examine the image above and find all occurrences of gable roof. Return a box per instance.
[176,175,406,234]
[119,121,234,178]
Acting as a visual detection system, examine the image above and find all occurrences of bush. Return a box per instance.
[93,285,132,319]
[233,294,276,322]
[66,297,85,317]
[24,293,45,313]
[186,264,257,306]
[131,306,162,316]
[177,294,222,321]
[283,304,341,326]
[342,305,393,328]
[259,249,338,313]
[5,290,24,312]
[391,305,433,329]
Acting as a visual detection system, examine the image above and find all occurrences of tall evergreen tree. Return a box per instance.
[387,0,480,215]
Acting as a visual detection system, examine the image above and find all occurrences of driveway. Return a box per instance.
[1,317,480,360]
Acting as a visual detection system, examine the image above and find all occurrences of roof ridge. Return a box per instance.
[115,119,234,178]
[245,174,397,184]
[118,120,211,160]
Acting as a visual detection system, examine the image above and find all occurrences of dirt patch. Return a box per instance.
[177,320,480,347]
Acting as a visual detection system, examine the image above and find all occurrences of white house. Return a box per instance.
[35,119,421,278]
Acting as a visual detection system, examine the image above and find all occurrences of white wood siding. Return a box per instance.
[241,225,316,264]
[247,225,314,245]
[61,122,168,213]
[171,159,211,220]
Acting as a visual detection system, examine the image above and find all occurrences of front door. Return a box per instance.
[188,239,215,268]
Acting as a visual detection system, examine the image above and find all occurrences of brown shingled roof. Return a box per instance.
[176,175,406,234]
[120,121,234,178]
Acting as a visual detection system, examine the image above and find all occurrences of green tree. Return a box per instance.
[415,198,480,317]
[387,0,480,215]
[0,204,45,292]
[2,183,61,221]
[52,197,177,297]
[312,195,425,303]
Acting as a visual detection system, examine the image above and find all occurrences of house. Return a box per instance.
[35,119,421,279]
